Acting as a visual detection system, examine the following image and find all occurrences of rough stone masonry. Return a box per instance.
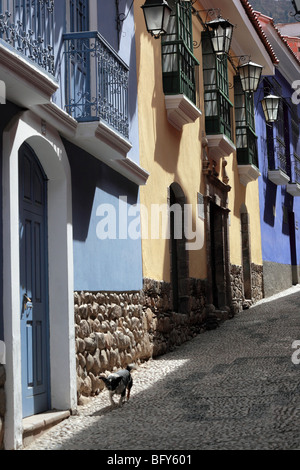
[74,277,208,402]
[74,269,264,403]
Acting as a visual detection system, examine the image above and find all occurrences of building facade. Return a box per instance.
[0,0,147,449]
[254,12,300,296]
[135,0,277,334]
[0,0,299,451]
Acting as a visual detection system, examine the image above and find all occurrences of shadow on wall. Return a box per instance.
[62,138,139,243]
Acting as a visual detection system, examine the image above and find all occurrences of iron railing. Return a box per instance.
[268,136,289,174]
[0,0,55,75]
[64,31,129,139]
[290,153,300,184]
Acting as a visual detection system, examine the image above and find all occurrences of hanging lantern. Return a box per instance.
[141,0,172,38]
[261,94,281,123]
[238,61,263,93]
[206,16,234,55]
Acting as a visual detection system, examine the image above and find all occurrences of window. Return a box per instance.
[161,0,199,106]
[70,0,89,32]
[202,32,233,139]
[234,75,258,167]
[264,78,288,175]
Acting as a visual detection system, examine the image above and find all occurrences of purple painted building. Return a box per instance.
[255,13,300,297]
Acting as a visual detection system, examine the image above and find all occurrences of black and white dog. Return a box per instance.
[99,365,134,407]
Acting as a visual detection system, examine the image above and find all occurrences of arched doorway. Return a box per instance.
[3,111,77,449]
[169,183,190,314]
[19,143,50,418]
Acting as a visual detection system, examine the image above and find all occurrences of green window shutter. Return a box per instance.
[202,31,232,139]
[161,0,199,105]
[234,75,258,167]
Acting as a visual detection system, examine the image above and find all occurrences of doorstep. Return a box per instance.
[23,410,71,447]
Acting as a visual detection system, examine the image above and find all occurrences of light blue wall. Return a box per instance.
[64,139,143,292]
[50,1,143,292]
[52,0,140,166]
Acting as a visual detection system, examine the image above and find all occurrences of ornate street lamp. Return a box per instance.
[261,94,281,123]
[238,61,263,93]
[206,16,234,55]
[141,0,172,38]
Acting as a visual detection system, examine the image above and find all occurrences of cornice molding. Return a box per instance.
[165,94,202,131]
[0,39,58,107]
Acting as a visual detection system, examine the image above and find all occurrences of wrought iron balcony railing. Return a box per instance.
[0,0,55,75]
[64,31,129,139]
[290,153,300,184]
[268,136,289,174]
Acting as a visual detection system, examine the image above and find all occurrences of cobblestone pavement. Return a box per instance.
[25,286,300,451]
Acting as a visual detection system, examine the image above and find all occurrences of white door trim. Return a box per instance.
[3,110,76,449]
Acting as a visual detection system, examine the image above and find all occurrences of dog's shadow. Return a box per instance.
[88,401,130,417]
[88,405,112,417]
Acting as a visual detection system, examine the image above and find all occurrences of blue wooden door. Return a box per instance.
[19,144,50,418]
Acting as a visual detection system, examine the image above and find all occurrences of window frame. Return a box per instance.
[70,0,89,32]
[161,0,199,106]
[234,75,258,168]
[202,31,233,140]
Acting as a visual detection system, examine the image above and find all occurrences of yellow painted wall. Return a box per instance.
[134,0,262,283]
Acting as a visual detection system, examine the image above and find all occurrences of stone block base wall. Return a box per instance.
[74,290,152,402]
[0,366,5,449]
[230,264,264,312]
[251,264,264,303]
[263,261,294,298]
[75,277,207,402]
[75,271,265,402]
[143,278,207,357]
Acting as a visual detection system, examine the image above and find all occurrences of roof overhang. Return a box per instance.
[197,0,276,76]
[255,13,300,85]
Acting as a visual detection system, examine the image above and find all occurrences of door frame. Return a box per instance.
[204,172,231,310]
[19,143,51,417]
[168,183,190,314]
[2,111,77,449]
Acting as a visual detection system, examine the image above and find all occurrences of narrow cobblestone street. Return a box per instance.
[24,286,300,451]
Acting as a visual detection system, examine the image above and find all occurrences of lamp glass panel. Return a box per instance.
[143,6,164,34]
[262,95,280,122]
[239,62,262,93]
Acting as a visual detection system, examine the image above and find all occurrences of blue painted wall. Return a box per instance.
[52,1,140,165]
[56,1,143,292]
[255,69,300,267]
[64,139,143,292]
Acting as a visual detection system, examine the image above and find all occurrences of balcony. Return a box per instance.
[237,127,260,186]
[64,31,129,136]
[287,153,300,196]
[162,40,201,130]
[63,31,132,162]
[204,90,235,161]
[0,1,58,106]
[268,137,290,185]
